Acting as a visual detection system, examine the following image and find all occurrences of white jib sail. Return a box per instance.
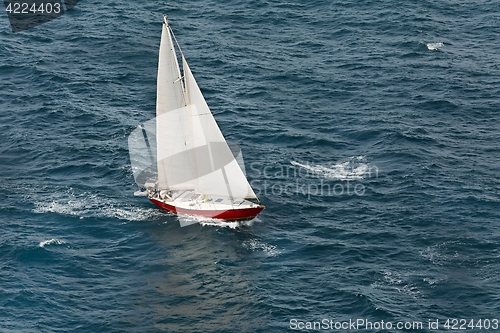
[183,56,257,199]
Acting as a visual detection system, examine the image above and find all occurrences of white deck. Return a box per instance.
[149,189,260,211]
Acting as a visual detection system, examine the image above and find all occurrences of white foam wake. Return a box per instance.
[174,213,257,228]
[32,189,163,222]
[199,218,254,229]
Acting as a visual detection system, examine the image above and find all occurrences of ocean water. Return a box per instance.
[1,0,500,332]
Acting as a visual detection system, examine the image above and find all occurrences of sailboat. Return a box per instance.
[135,16,264,221]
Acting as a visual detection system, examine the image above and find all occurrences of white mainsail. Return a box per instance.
[156,18,257,200]
[156,18,194,190]
[156,18,184,114]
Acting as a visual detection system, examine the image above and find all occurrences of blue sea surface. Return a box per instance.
[1,1,500,332]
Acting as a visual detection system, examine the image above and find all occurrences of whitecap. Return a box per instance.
[243,239,280,257]
[290,156,374,180]
[423,277,440,286]
[426,42,443,51]
[371,270,421,297]
[39,238,67,248]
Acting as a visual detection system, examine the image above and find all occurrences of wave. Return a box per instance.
[176,214,226,227]
[39,238,67,248]
[242,238,280,257]
[371,270,421,298]
[31,189,163,222]
[199,218,255,229]
[290,156,374,181]
[426,42,443,51]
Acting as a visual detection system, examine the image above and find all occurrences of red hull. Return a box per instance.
[150,198,264,221]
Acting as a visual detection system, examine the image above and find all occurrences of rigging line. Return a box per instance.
[167,22,185,59]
